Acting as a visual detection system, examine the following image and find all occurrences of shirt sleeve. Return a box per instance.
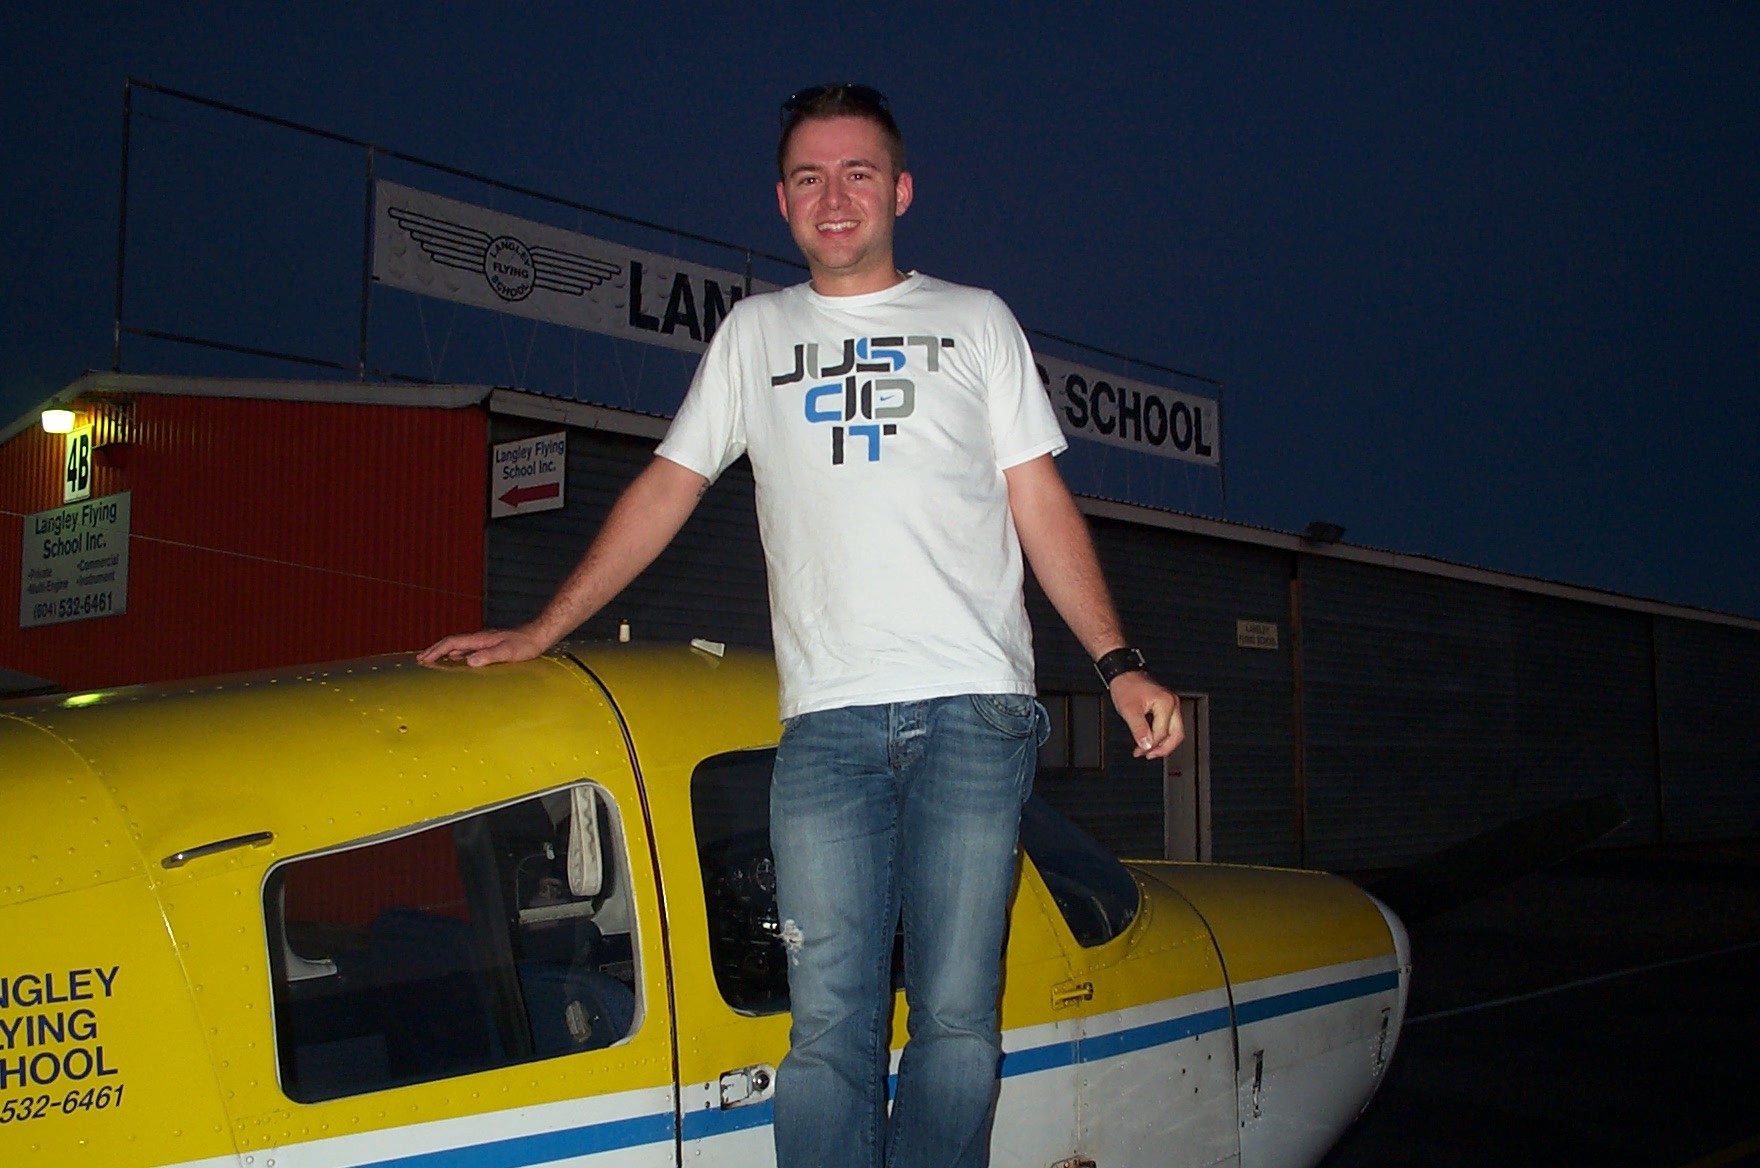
[654,306,749,483]
[982,293,1068,469]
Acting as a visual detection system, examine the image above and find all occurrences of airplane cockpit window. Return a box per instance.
[691,750,791,1015]
[1017,795,1140,947]
[263,783,640,1103]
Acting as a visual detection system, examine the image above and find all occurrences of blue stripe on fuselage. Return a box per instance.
[1001,967,1398,1077]
[350,968,1400,1160]
[351,1110,674,1168]
[1232,970,1401,1028]
[683,1098,775,1141]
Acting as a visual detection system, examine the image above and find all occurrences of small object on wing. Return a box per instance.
[690,638,726,658]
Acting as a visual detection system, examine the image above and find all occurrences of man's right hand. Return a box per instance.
[417,626,550,668]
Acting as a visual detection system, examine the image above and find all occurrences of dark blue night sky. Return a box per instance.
[4,4,1756,616]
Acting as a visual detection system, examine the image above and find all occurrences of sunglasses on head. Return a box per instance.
[779,83,891,126]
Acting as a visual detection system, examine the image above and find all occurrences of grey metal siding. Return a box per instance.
[486,421,772,650]
[1301,557,1517,870]
[1507,593,1657,845]
[1301,557,1658,870]
[1029,520,1298,865]
[1655,617,1760,840]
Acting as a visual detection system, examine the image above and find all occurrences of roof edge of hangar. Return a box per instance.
[3,373,680,449]
[0,372,499,447]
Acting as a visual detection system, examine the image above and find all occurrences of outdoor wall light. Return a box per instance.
[41,408,78,434]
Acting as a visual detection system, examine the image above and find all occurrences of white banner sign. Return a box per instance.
[373,181,772,355]
[375,182,1218,470]
[490,432,567,518]
[1034,353,1220,466]
[20,492,130,628]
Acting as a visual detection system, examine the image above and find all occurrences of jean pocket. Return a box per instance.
[969,692,1048,742]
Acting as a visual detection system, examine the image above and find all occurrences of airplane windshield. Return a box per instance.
[1017,795,1140,947]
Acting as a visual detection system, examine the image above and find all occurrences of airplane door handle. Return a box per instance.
[1052,980,1094,1008]
[718,1063,776,1109]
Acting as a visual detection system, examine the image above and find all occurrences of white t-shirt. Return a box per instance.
[655,273,1067,719]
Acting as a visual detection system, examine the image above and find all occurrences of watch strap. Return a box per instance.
[1093,646,1147,686]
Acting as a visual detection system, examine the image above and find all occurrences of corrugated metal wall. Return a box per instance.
[0,393,486,691]
[1300,557,1660,870]
[485,420,771,650]
[1655,617,1760,840]
[1303,558,1515,870]
[1507,592,1659,843]
[1028,522,1298,864]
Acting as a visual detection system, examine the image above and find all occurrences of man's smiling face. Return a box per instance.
[776,114,913,296]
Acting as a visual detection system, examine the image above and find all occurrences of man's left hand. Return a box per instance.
[1109,673,1184,759]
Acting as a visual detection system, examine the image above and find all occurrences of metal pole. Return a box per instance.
[112,79,134,372]
[126,79,804,272]
[1650,615,1667,844]
[1216,381,1229,521]
[358,146,376,379]
[743,249,753,296]
[1288,554,1308,867]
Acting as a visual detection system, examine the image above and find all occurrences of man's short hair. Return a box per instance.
[777,83,906,179]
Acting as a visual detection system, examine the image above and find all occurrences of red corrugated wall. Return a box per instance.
[0,393,487,691]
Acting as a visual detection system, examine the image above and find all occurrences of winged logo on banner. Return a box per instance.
[385,206,622,303]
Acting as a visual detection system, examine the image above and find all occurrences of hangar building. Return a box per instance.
[4,370,1756,872]
[7,81,1754,871]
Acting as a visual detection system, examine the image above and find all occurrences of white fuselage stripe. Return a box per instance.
[172,962,1402,1166]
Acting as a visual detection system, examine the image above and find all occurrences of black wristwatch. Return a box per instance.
[1093,646,1148,686]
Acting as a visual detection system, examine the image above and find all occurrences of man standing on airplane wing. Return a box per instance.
[420,82,1182,1168]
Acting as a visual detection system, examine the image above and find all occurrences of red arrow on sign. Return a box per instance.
[499,482,561,508]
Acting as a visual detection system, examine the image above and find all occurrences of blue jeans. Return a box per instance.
[769,694,1046,1168]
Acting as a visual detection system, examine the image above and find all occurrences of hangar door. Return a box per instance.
[1162,693,1211,861]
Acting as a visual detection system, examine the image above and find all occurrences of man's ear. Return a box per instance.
[777,181,789,221]
[893,170,913,217]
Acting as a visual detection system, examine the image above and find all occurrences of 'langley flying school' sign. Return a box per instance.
[375,182,1218,467]
[373,181,774,355]
[1036,353,1220,467]
[19,492,130,629]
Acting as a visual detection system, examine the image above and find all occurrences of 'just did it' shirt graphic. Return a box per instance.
[770,335,957,465]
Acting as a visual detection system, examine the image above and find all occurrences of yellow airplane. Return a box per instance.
[0,644,1409,1167]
